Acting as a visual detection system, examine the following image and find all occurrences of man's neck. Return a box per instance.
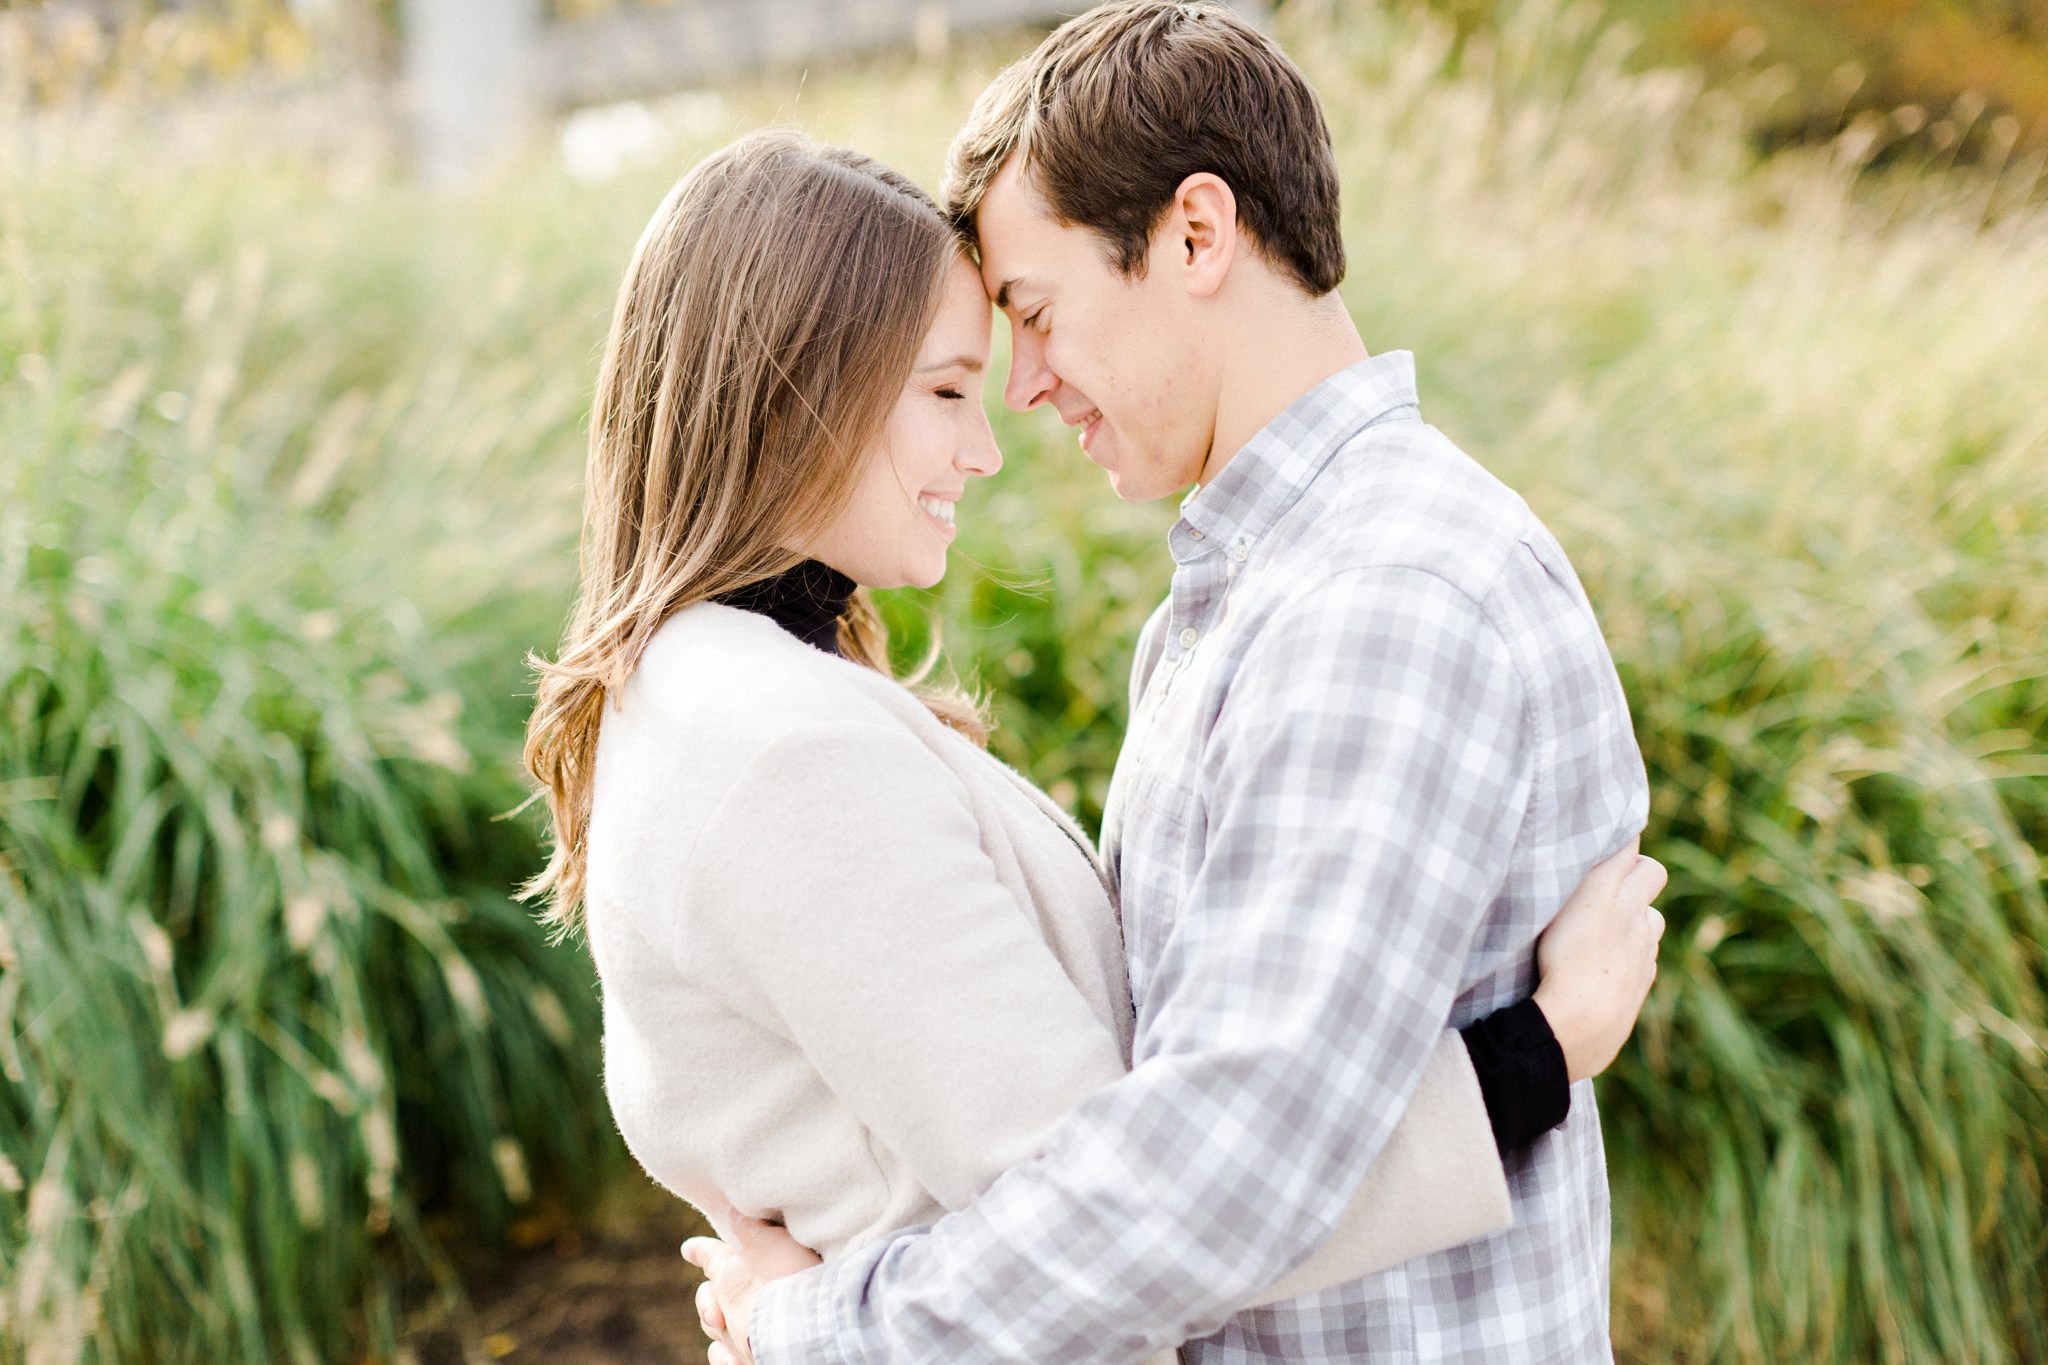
[1199,288,1368,487]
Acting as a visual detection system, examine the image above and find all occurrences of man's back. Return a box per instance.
[1102,351,1648,1363]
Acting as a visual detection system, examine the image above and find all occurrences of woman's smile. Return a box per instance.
[916,493,958,537]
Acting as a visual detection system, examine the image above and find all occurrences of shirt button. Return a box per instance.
[1179,627,1199,649]
[1188,529,1205,540]
[1230,543,1248,562]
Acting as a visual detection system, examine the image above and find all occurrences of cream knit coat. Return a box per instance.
[584,604,1512,1329]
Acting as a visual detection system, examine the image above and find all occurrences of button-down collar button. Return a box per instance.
[1179,627,1199,649]
[1188,529,1204,540]
[1230,543,1248,562]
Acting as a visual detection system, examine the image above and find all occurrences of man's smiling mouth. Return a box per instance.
[1074,409,1104,453]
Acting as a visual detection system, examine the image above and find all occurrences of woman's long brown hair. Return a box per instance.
[523,131,985,937]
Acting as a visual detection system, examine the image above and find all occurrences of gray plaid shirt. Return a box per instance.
[753,352,1648,1365]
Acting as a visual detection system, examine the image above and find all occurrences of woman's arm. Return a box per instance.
[1463,842,1670,1154]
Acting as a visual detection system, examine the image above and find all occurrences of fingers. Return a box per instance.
[685,1236,759,1301]
[728,1211,823,1279]
[1622,855,1668,982]
[684,1237,743,1326]
[681,1236,726,1273]
[1581,844,1638,899]
[689,1243,748,1364]
[695,1278,735,1363]
[730,1211,791,1248]
[1621,854,1669,908]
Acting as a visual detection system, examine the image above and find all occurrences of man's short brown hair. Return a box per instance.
[944,0,1345,296]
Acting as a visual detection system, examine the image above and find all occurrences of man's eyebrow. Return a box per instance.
[993,277,1036,311]
[915,355,986,374]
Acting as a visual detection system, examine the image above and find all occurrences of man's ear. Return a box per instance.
[1166,172,1237,299]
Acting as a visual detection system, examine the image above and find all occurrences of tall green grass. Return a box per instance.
[1,3,2044,1361]
[0,110,624,1363]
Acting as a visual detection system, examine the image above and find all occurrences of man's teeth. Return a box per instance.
[917,496,955,525]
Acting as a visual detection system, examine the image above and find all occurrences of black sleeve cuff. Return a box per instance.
[1459,996,1572,1157]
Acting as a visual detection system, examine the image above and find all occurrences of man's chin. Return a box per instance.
[1104,468,1152,504]
[1103,466,1179,505]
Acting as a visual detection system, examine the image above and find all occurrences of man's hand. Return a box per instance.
[682,1208,823,1365]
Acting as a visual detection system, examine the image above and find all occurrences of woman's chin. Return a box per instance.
[864,548,950,592]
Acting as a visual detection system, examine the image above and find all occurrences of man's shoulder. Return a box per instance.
[1250,419,1622,704]
[1303,418,1538,603]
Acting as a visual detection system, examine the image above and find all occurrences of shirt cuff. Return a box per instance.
[750,1258,853,1365]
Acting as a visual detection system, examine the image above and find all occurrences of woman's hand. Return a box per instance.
[1532,839,1668,1082]
[682,1206,822,1365]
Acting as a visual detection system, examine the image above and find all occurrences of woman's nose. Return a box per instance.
[960,413,1003,478]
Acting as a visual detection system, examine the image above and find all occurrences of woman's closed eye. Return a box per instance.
[935,386,967,401]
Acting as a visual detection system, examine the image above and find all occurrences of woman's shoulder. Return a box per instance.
[600,603,930,784]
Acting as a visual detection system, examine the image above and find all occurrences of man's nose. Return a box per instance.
[1003,327,1055,412]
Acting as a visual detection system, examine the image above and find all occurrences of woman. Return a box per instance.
[523,132,1664,1358]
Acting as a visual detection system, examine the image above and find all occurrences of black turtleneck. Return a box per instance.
[714,559,856,655]
[714,557,1570,1156]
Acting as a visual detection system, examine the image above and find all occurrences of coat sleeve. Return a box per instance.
[1247,1030,1509,1306]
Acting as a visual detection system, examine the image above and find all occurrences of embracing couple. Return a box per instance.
[523,3,1666,1362]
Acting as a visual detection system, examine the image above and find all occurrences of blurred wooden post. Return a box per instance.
[400,0,544,188]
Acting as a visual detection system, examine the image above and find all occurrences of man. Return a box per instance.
[689,3,1652,1360]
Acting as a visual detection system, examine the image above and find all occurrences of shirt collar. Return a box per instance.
[1173,351,1421,563]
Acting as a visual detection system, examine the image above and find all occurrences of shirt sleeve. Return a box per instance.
[683,722,1129,1214]
[753,566,1538,1365]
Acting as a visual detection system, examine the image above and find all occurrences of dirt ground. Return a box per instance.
[407,1178,717,1365]
[404,1180,1678,1364]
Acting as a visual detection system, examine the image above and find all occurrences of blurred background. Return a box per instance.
[1,0,2044,1361]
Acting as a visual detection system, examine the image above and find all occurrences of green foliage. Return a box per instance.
[2,3,2044,1362]
[0,128,621,1362]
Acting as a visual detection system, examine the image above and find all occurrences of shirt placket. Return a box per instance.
[1122,517,1234,1003]
[1157,520,1230,692]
